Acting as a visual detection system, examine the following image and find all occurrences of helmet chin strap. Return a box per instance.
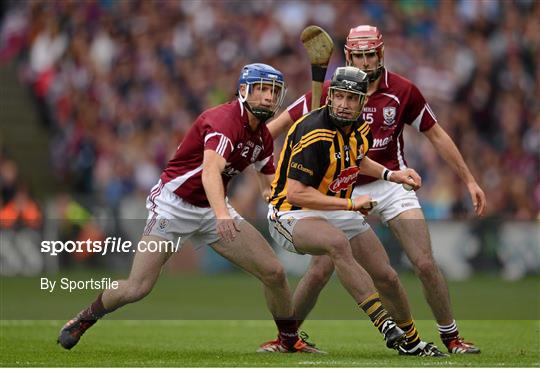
[240,98,274,123]
[327,105,361,128]
[238,87,275,124]
[245,102,274,123]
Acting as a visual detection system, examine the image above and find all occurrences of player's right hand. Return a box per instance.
[216,216,240,243]
[351,195,377,215]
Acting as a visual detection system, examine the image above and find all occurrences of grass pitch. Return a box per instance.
[1,320,539,367]
[1,273,539,366]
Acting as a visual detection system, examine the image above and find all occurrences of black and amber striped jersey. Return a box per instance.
[270,106,373,211]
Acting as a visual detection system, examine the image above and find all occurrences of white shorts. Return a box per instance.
[143,180,243,248]
[352,179,421,223]
[267,205,370,254]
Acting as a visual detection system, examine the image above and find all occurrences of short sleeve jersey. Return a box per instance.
[161,100,275,207]
[287,69,437,185]
[270,107,372,211]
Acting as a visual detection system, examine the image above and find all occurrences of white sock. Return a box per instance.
[437,320,458,335]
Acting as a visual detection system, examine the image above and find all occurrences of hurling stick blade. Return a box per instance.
[301,26,334,110]
[300,25,334,66]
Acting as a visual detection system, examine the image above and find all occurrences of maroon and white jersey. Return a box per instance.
[288,69,437,185]
[160,99,275,207]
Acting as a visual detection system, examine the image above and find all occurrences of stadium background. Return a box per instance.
[1,0,539,315]
[0,0,539,367]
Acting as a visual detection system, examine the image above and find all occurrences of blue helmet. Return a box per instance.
[237,63,286,122]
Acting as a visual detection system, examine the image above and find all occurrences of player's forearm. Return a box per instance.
[287,182,348,211]
[201,166,230,218]
[427,127,477,184]
[267,111,294,140]
[357,156,387,179]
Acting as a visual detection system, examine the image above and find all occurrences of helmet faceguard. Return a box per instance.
[237,63,286,123]
[327,67,369,127]
[344,25,384,83]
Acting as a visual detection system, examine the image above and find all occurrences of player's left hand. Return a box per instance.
[467,181,486,216]
[217,216,240,243]
[391,168,422,190]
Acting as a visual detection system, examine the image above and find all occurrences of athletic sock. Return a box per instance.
[437,320,459,346]
[358,292,393,333]
[397,319,421,351]
[274,317,298,350]
[79,292,114,322]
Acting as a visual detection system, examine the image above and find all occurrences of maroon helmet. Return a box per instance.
[344,25,384,82]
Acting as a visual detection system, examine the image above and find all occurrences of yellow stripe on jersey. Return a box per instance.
[358,122,370,154]
[270,141,293,204]
[291,129,335,151]
[317,143,337,194]
[270,113,329,208]
[345,133,358,199]
[285,106,326,138]
[271,108,373,211]
[290,135,334,159]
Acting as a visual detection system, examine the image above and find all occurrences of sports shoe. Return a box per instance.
[257,332,326,354]
[398,341,449,357]
[257,338,285,353]
[445,337,481,354]
[57,311,96,350]
[381,320,407,349]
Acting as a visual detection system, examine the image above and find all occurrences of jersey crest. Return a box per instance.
[383,106,396,126]
[251,145,262,163]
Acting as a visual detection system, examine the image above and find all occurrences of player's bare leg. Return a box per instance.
[101,235,174,309]
[349,229,411,322]
[292,218,406,349]
[388,208,480,354]
[58,235,173,350]
[349,228,446,356]
[210,220,323,353]
[292,255,333,325]
[281,228,445,356]
[290,229,414,324]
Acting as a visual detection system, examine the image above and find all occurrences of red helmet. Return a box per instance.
[344,25,384,81]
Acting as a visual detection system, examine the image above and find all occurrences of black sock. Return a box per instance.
[359,293,393,333]
[397,319,421,350]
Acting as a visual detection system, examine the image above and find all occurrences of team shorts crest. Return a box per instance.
[143,180,243,248]
[267,205,370,254]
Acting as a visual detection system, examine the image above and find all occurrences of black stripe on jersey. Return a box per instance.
[354,122,371,164]
[341,133,352,198]
[326,134,342,197]
[271,141,293,207]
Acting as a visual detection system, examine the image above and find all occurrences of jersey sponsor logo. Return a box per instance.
[329,166,360,193]
[372,136,392,148]
[383,106,396,126]
[290,161,314,176]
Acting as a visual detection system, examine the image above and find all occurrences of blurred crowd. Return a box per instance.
[1,0,539,221]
